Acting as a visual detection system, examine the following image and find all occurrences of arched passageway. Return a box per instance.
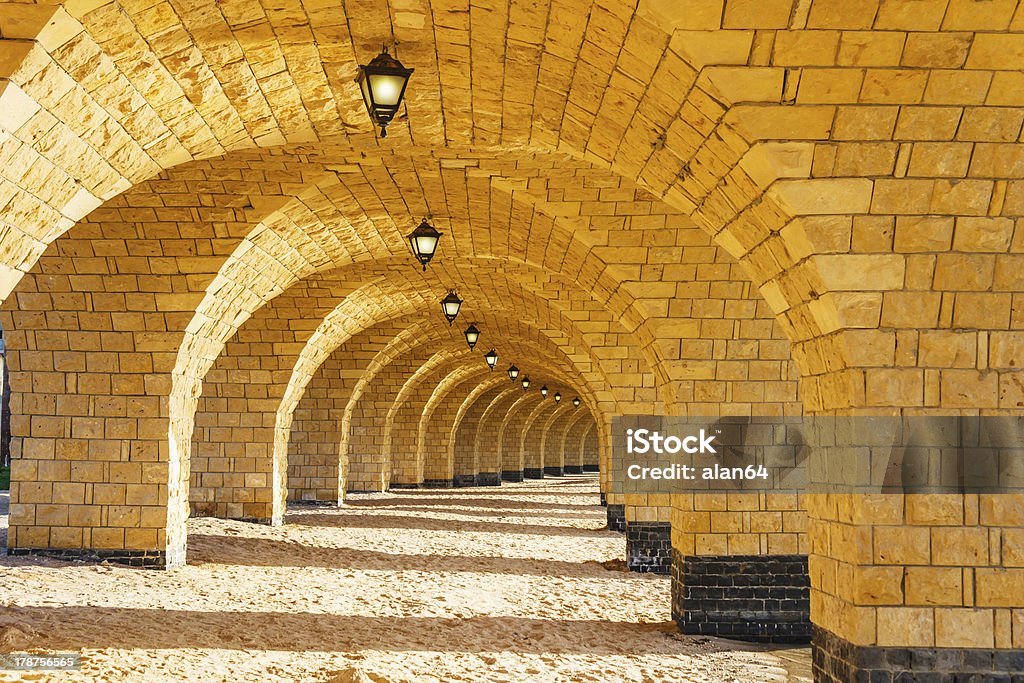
[0,1,1022,681]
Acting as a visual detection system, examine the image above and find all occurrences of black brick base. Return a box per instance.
[453,474,477,487]
[388,483,420,489]
[599,492,607,506]
[289,499,340,506]
[626,521,671,574]
[422,478,455,488]
[523,468,544,479]
[501,470,524,482]
[813,625,1024,682]
[671,550,810,643]
[477,472,501,486]
[583,464,599,472]
[563,465,584,474]
[606,503,625,532]
[9,547,167,569]
[544,466,563,477]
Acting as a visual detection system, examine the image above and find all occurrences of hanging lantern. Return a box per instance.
[540,385,548,398]
[407,219,441,271]
[521,376,531,390]
[572,396,581,408]
[507,364,520,381]
[464,323,480,350]
[484,349,498,370]
[554,392,562,404]
[356,47,414,138]
[440,290,462,326]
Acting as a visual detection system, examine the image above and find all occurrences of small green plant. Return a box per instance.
[0,465,9,491]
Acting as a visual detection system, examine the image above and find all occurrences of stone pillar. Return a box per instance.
[520,400,553,479]
[452,385,505,487]
[809,492,1024,682]
[582,425,599,472]
[671,492,811,642]
[352,355,430,490]
[607,503,626,532]
[540,402,573,477]
[287,355,348,504]
[498,393,542,482]
[627,520,673,573]
[419,375,473,489]
[560,411,592,475]
[475,389,521,483]
[381,364,441,490]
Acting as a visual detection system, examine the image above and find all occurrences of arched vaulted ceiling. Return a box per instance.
[3,0,1020,433]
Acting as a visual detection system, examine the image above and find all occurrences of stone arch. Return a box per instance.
[472,387,528,481]
[518,397,561,479]
[447,382,508,486]
[561,409,597,474]
[497,393,546,477]
[539,404,577,476]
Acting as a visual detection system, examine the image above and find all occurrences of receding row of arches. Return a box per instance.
[3,2,1023,679]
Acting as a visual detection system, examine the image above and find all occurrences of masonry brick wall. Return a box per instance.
[539,404,574,475]
[520,400,557,478]
[450,384,504,483]
[561,411,594,472]
[498,394,545,477]
[286,320,416,502]
[476,390,525,480]
[2,3,1024,674]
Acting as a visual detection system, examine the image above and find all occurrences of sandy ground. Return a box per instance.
[0,476,811,682]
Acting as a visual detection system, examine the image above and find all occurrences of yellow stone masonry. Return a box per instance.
[2,0,1024,668]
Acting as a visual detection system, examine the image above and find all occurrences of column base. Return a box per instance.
[8,547,166,569]
[606,503,625,532]
[501,470,524,482]
[422,478,455,488]
[190,511,274,525]
[672,550,810,643]
[287,499,339,508]
[453,474,477,487]
[812,625,1024,682]
[543,466,563,477]
[563,465,584,474]
[582,464,599,472]
[626,521,671,574]
[523,468,544,479]
[477,472,501,486]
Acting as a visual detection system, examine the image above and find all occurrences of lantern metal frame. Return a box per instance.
[484,349,498,370]
[521,376,531,390]
[356,47,414,138]
[464,323,480,350]
[554,392,561,403]
[540,385,548,398]
[440,290,463,326]
[507,365,520,381]
[407,219,441,271]
[572,396,581,408]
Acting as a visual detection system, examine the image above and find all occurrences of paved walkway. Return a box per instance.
[0,476,810,682]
